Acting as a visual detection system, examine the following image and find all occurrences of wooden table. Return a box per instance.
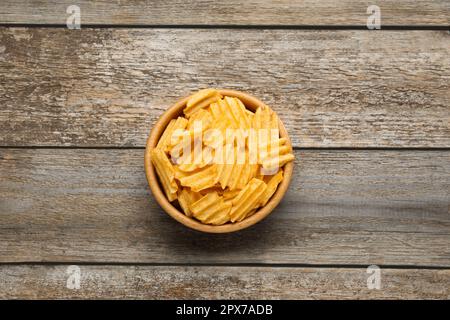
[0,1,449,299]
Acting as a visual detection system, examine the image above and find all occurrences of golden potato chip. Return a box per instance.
[175,146,213,172]
[150,148,178,201]
[205,201,232,225]
[190,192,231,225]
[227,162,244,190]
[260,144,291,165]
[230,178,267,222]
[270,110,279,130]
[156,119,175,148]
[218,98,239,129]
[225,96,251,129]
[177,188,202,217]
[223,188,241,200]
[187,89,216,108]
[235,163,250,190]
[215,144,235,189]
[262,153,295,171]
[184,89,222,118]
[178,164,217,192]
[187,108,213,131]
[174,166,193,180]
[157,117,188,151]
[203,128,225,149]
[246,208,257,218]
[234,152,257,190]
[252,105,279,131]
[245,109,254,123]
[209,102,221,119]
[177,162,204,172]
[259,170,283,206]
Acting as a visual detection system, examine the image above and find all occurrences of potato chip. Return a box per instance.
[227,161,244,190]
[205,202,232,225]
[150,148,178,201]
[190,191,231,225]
[175,146,213,172]
[262,153,295,171]
[259,144,291,165]
[235,151,257,190]
[218,98,239,129]
[177,188,202,217]
[225,96,251,129]
[174,166,194,180]
[215,144,236,189]
[252,105,279,131]
[187,108,213,131]
[246,208,257,218]
[156,119,175,148]
[259,170,283,206]
[156,117,188,151]
[209,102,222,119]
[178,164,217,192]
[230,178,267,222]
[184,89,222,118]
[223,188,241,200]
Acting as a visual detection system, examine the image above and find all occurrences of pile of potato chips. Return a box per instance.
[151,89,294,225]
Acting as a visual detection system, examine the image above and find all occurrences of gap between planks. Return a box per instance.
[0,24,449,30]
[0,262,449,270]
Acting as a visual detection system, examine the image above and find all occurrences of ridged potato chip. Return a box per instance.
[262,153,295,171]
[225,96,252,129]
[150,148,178,201]
[190,192,232,225]
[259,170,284,206]
[178,164,217,192]
[156,116,188,152]
[184,89,222,118]
[223,188,241,201]
[230,178,267,222]
[177,188,202,217]
[187,108,213,131]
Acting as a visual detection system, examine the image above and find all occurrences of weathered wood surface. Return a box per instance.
[1,28,449,148]
[1,265,448,299]
[1,0,449,26]
[1,148,448,266]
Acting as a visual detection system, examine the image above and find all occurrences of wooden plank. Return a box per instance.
[0,148,449,266]
[0,28,449,148]
[0,0,449,26]
[1,265,449,299]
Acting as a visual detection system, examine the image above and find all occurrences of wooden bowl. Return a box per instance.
[144,89,294,233]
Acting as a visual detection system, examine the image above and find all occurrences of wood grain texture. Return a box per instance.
[1,148,449,266]
[1,265,448,299]
[0,28,449,148]
[0,0,449,26]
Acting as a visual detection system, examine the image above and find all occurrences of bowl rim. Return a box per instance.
[144,89,294,233]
